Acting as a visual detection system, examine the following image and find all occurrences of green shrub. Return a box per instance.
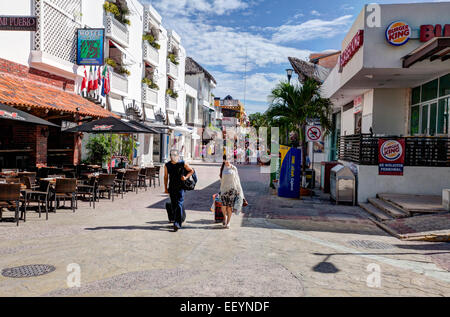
[168,53,179,65]
[142,77,159,90]
[86,135,110,165]
[166,88,178,99]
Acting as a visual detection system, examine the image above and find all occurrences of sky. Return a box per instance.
[143,0,442,115]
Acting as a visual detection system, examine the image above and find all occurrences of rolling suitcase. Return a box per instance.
[166,202,186,224]
[214,200,224,223]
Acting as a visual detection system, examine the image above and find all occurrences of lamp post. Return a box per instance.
[286,68,294,84]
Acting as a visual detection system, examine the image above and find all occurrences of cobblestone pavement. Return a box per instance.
[0,163,448,297]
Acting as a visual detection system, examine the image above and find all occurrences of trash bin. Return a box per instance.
[305,169,316,189]
[330,165,356,205]
[321,161,340,193]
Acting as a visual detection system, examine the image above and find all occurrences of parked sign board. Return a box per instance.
[76,28,105,66]
[378,139,405,176]
[0,16,37,31]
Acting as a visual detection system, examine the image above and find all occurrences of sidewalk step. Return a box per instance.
[360,203,394,222]
[368,198,410,218]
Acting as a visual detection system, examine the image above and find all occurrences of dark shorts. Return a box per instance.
[221,189,239,207]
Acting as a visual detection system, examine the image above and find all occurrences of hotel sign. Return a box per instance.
[0,16,37,31]
[76,28,105,66]
[339,30,364,71]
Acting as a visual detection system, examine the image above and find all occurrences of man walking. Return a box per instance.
[164,150,194,232]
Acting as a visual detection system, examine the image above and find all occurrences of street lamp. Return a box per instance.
[286,68,294,84]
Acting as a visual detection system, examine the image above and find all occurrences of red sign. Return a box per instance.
[0,16,37,31]
[378,139,405,176]
[420,24,450,42]
[93,125,113,131]
[340,30,364,70]
[385,21,411,46]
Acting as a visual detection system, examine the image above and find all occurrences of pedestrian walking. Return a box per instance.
[219,156,246,229]
[164,150,194,232]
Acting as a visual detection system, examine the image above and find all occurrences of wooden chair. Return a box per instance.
[77,177,97,209]
[138,168,149,191]
[124,170,139,194]
[24,180,51,220]
[114,171,126,199]
[97,174,117,201]
[0,183,21,226]
[153,166,161,186]
[53,179,77,213]
[19,172,37,188]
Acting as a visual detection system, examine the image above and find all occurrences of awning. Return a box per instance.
[63,116,153,134]
[169,126,192,134]
[109,97,125,114]
[110,40,137,65]
[0,103,59,127]
[403,37,450,68]
[0,73,114,118]
[167,112,176,126]
[144,106,155,121]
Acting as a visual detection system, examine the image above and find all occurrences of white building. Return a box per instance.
[321,2,450,202]
[0,0,191,166]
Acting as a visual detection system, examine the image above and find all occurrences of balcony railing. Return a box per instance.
[110,71,128,96]
[105,13,130,48]
[167,96,177,111]
[142,84,158,106]
[167,61,178,79]
[338,134,450,167]
[143,42,159,66]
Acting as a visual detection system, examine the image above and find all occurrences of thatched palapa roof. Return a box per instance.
[185,57,217,85]
[288,57,332,84]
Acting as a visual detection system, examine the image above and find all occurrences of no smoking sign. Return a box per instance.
[306,125,322,142]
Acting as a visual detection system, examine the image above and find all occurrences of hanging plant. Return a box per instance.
[168,53,179,65]
[142,77,159,90]
[166,88,178,99]
[117,66,130,77]
[105,58,117,68]
[143,34,161,50]
[104,1,131,26]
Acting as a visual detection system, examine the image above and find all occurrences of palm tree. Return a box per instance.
[266,78,333,182]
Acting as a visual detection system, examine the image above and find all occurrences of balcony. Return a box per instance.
[110,71,128,97]
[167,96,177,111]
[142,84,158,106]
[167,61,178,79]
[105,13,130,48]
[143,42,159,66]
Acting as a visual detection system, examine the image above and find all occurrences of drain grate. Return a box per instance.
[2,264,56,278]
[348,240,393,250]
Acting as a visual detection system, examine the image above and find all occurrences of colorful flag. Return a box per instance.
[81,66,87,93]
[102,66,110,96]
[87,66,94,92]
[93,66,99,90]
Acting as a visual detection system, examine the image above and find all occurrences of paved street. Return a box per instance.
[0,163,449,297]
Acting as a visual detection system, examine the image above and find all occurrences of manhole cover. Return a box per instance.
[348,240,393,250]
[2,264,56,278]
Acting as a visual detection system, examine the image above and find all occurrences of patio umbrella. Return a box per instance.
[0,103,59,127]
[63,116,156,172]
[127,120,162,134]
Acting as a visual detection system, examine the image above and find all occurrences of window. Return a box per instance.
[421,79,438,102]
[439,74,450,97]
[410,74,450,136]
[411,106,420,135]
[438,98,449,134]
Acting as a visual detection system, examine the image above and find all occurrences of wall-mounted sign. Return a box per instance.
[76,28,105,66]
[340,30,364,71]
[306,125,323,142]
[0,16,37,31]
[353,96,363,114]
[420,24,450,42]
[386,21,411,46]
[378,139,405,176]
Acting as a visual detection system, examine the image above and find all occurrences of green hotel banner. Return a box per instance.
[76,28,105,66]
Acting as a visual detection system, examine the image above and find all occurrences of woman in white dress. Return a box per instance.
[219,157,245,229]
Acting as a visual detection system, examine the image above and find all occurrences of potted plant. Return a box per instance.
[166,88,178,99]
[142,77,159,90]
[143,34,161,50]
[168,53,179,65]
[103,1,130,25]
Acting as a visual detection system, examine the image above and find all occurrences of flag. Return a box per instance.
[87,66,94,92]
[80,66,87,93]
[97,66,102,86]
[105,67,111,95]
[93,66,99,90]
[102,66,110,96]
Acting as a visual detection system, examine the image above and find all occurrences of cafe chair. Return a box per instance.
[114,171,126,199]
[24,180,51,221]
[138,168,149,191]
[97,174,117,202]
[124,170,139,194]
[0,183,21,226]
[77,177,97,209]
[53,179,77,213]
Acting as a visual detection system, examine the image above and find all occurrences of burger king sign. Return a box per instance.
[386,21,411,46]
[378,139,405,176]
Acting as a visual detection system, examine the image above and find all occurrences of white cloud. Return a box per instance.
[272,15,353,43]
[151,0,249,17]
[311,10,321,16]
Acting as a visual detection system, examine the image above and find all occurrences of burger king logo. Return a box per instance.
[381,140,403,161]
[386,21,411,46]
